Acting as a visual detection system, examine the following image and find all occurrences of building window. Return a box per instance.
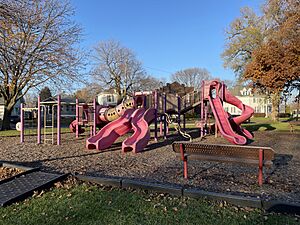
[253,98,256,103]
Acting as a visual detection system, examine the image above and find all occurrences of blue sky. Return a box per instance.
[71,0,263,82]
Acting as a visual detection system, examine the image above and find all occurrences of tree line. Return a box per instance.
[0,0,299,130]
[222,0,299,121]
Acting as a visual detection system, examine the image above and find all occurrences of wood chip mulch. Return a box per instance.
[0,129,299,203]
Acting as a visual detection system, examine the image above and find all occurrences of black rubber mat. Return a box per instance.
[0,171,67,206]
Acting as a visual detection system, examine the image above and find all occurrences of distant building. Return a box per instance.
[96,90,121,106]
[0,97,24,120]
[223,86,277,117]
[40,97,83,118]
[160,82,194,97]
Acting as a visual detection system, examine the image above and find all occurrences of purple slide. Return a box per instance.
[122,107,156,153]
[208,81,254,145]
[86,108,135,150]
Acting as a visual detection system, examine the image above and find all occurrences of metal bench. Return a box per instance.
[172,142,275,186]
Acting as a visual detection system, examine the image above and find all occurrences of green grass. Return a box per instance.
[0,184,297,225]
[0,127,71,137]
[242,117,300,133]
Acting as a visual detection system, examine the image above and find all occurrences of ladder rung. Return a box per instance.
[44,126,54,128]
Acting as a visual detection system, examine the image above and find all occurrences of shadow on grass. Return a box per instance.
[244,123,276,132]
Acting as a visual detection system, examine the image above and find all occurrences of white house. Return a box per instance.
[223,87,273,117]
[97,91,121,106]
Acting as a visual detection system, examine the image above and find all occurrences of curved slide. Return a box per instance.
[208,81,253,145]
[86,108,135,150]
[122,107,156,153]
[223,89,254,140]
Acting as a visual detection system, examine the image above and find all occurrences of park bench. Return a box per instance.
[172,142,275,186]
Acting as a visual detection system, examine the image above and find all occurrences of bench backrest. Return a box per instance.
[172,142,275,166]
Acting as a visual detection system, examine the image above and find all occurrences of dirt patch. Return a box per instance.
[0,130,299,203]
[0,167,23,181]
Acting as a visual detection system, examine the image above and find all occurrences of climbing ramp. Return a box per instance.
[0,169,67,206]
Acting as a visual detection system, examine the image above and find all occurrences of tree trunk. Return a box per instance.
[271,92,280,122]
[1,107,13,130]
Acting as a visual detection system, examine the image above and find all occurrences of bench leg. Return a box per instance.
[183,158,188,179]
[258,149,263,186]
[180,143,188,179]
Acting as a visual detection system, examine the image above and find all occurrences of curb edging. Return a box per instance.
[74,174,300,214]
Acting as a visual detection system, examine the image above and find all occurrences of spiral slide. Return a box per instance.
[86,108,135,150]
[208,81,254,145]
[122,107,156,153]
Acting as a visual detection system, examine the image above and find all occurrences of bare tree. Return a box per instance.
[74,84,103,103]
[92,40,146,97]
[171,67,211,90]
[0,0,83,130]
[221,7,266,76]
[132,75,163,92]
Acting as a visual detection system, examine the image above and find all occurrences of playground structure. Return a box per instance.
[19,80,254,151]
[82,91,190,153]
[20,96,62,145]
[200,80,254,145]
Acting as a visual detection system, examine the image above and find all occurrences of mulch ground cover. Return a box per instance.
[0,167,23,181]
[0,129,299,203]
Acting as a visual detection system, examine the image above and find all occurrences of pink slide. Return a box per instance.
[223,88,254,140]
[208,81,253,145]
[122,107,156,153]
[86,108,135,150]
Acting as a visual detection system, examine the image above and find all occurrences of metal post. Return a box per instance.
[200,81,205,137]
[258,149,263,186]
[204,104,208,135]
[177,95,181,127]
[57,95,61,145]
[75,99,79,138]
[163,93,167,139]
[154,90,158,142]
[180,144,188,179]
[183,98,186,130]
[143,95,147,108]
[20,103,24,143]
[37,96,41,144]
[93,98,97,136]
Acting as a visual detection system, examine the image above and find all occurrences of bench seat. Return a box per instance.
[172,142,275,186]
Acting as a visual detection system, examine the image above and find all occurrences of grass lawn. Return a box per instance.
[242,117,300,133]
[0,127,71,137]
[0,183,298,225]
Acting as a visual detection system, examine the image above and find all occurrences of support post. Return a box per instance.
[183,98,186,130]
[204,104,208,135]
[57,95,61,145]
[154,90,158,142]
[76,99,79,138]
[177,95,181,127]
[143,95,147,108]
[163,93,167,139]
[180,144,188,179]
[160,120,163,136]
[258,149,263,186]
[20,103,24,143]
[93,98,97,136]
[37,96,41,144]
[200,80,205,137]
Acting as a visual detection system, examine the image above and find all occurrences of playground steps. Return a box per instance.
[0,170,67,206]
